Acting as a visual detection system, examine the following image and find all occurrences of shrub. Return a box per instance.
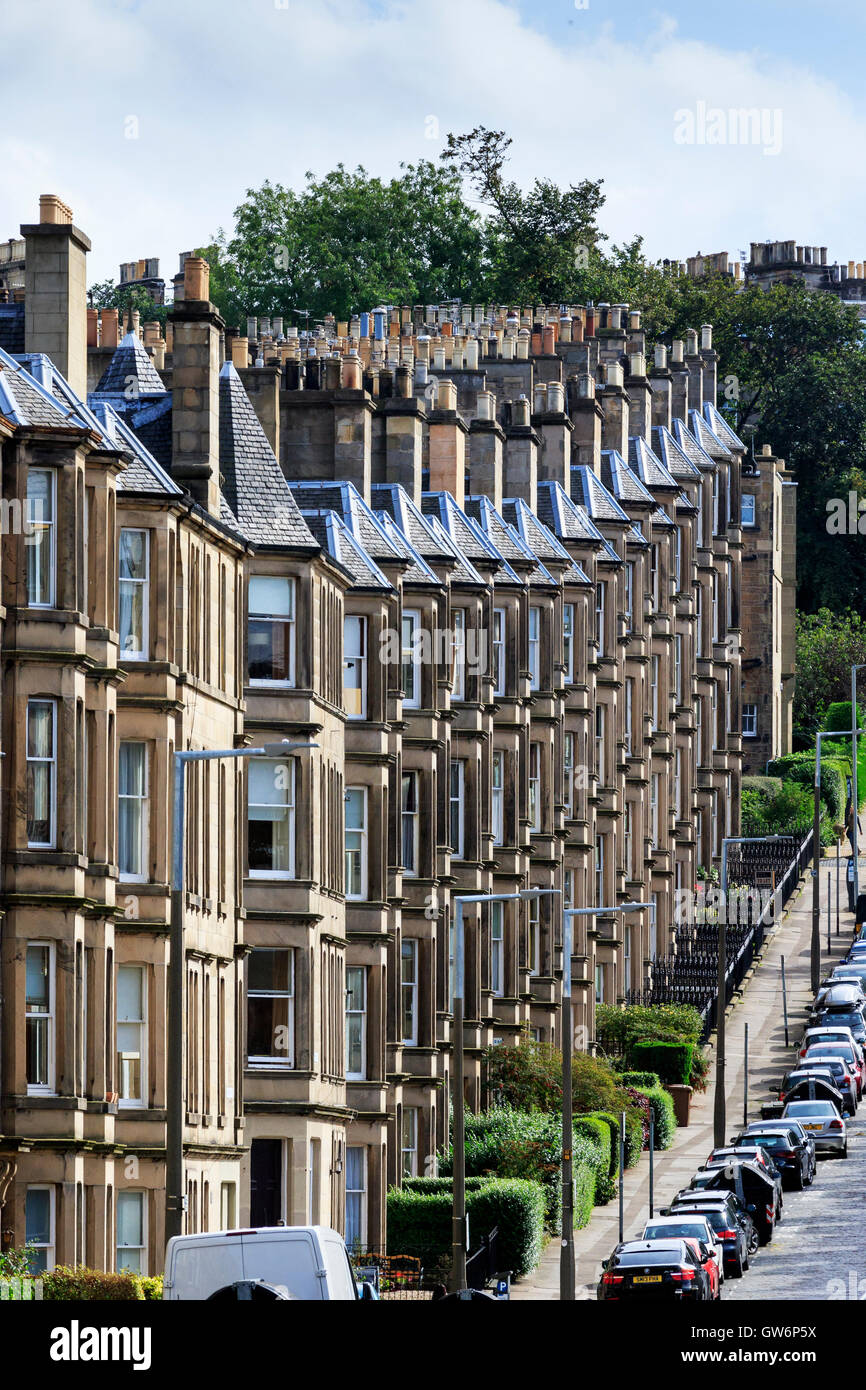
[627,1039,694,1086]
[403,1176,493,1194]
[573,1115,613,1205]
[138,1275,163,1300]
[42,1267,146,1301]
[483,1036,562,1111]
[618,1070,661,1090]
[635,1084,677,1149]
[571,1051,625,1114]
[438,1105,563,1231]
[596,1003,703,1055]
[623,1089,649,1159]
[386,1178,546,1280]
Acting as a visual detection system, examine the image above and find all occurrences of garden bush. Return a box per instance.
[618,1070,661,1090]
[573,1115,613,1204]
[627,1039,694,1087]
[387,1178,546,1280]
[596,1002,703,1055]
[483,1036,562,1110]
[623,1090,648,1160]
[634,1083,677,1149]
[438,1105,563,1231]
[43,1267,148,1300]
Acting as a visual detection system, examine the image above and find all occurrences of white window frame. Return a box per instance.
[623,802,633,880]
[675,746,683,819]
[490,901,504,997]
[528,605,541,689]
[401,771,419,877]
[674,527,682,591]
[595,582,605,658]
[741,494,757,528]
[650,773,660,847]
[117,962,147,1109]
[451,608,466,701]
[116,1190,147,1275]
[529,742,541,833]
[343,614,367,719]
[492,751,504,846]
[25,1186,55,1274]
[492,607,506,696]
[595,834,605,907]
[650,656,660,731]
[345,1146,368,1250]
[674,633,683,705]
[563,732,574,817]
[401,938,418,1045]
[401,1107,418,1179]
[118,527,149,660]
[563,603,574,683]
[247,947,295,1068]
[345,966,367,1081]
[650,544,660,609]
[118,741,148,883]
[528,897,541,976]
[595,704,605,785]
[26,468,56,609]
[25,941,55,1095]
[595,963,604,1004]
[248,574,296,686]
[247,757,295,879]
[344,786,368,900]
[625,677,634,756]
[401,609,421,708]
[743,703,758,738]
[695,582,703,658]
[449,759,465,859]
[624,562,634,630]
[26,698,57,850]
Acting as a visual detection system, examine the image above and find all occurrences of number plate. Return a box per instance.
[632,1274,663,1284]
[803,1123,822,1130]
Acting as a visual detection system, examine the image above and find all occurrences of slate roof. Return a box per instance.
[219,362,317,549]
[421,491,503,566]
[651,425,702,483]
[422,513,487,586]
[689,409,733,462]
[600,449,655,506]
[289,480,407,565]
[91,331,167,399]
[0,303,25,354]
[90,401,183,496]
[464,495,534,565]
[703,402,745,454]
[651,506,676,532]
[0,345,95,431]
[114,394,173,467]
[671,417,716,473]
[535,480,606,545]
[371,483,457,564]
[375,512,442,585]
[570,464,631,522]
[628,436,679,491]
[501,497,574,564]
[301,509,392,591]
[675,489,699,515]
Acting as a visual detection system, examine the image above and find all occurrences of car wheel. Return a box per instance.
[842,1143,849,1158]
[742,1248,750,1272]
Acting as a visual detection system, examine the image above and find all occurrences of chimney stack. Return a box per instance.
[468,392,505,507]
[170,256,223,516]
[502,396,538,509]
[21,194,90,398]
[428,379,468,506]
[598,362,630,456]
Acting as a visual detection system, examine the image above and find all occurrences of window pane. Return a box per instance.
[27,702,53,759]
[26,946,49,1010]
[117,966,143,1021]
[249,949,291,994]
[345,789,365,831]
[249,759,289,810]
[119,530,146,580]
[249,576,292,617]
[25,1189,51,1244]
[119,743,146,798]
[247,996,289,1057]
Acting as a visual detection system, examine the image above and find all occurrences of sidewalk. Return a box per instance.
[511,859,853,1300]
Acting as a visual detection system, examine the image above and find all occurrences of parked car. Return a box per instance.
[681,1236,721,1299]
[810,983,866,1022]
[812,1008,866,1046]
[782,1074,847,1116]
[640,1214,726,1284]
[732,1127,813,1189]
[803,1039,863,1098]
[691,1159,777,1245]
[779,1065,836,1101]
[800,1025,865,1065]
[163,1226,360,1300]
[701,1149,783,1216]
[667,1191,755,1277]
[781,1099,848,1156]
[597,1240,713,1301]
[798,1056,858,1114]
[740,1118,817,1176]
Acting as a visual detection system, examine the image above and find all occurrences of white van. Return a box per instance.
[163,1225,359,1300]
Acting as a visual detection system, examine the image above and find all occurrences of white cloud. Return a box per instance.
[2,0,864,289]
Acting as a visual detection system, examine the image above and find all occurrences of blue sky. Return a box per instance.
[2,0,864,288]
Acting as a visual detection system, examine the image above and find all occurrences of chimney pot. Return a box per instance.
[231,336,249,368]
[700,323,713,351]
[183,255,209,302]
[672,338,684,363]
[654,343,668,369]
[39,193,72,225]
[547,380,565,414]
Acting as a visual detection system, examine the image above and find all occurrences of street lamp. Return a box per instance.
[851,665,866,907]
[450,887,559,1295]
[715,835,783,1146]
[559,898,653,1301]
[164,739,318,1254]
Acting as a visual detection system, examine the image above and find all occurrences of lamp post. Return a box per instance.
[164,739,317,1255]
[812,728,863,993]
[851,665,866,907]
[559,898,654,1301]
[716,837,782,1147]
[450,887,559,1295]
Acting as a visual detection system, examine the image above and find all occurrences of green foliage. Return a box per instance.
[573,1115,614,1204]
[386,1178,546,1280]
[627,1040,694,1087]
[88,278,169,330]
[438,1104,563,1230]
[795,612,866,743]
[596,1002,703,1055]
[403,1176,493,1194]
[634,1084,677,1149]
[0,1244,37,1279]
[741,777,815,838]
[483,1036,562,1110]
[618,1070,662,1090]
[42,1266,147,1300]
[138,1275,163,1300]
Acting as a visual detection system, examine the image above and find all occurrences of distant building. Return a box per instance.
[117,257,166,305]
[0,236,25,299]
[683,239,866,319]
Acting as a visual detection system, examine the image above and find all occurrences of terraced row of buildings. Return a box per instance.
[0,195,795,1273]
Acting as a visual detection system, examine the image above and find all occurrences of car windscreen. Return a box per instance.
[644,1223,708,1242]
[806,1045,855,1059]
[737,1134,789,1150]
[784,1101,836,1115]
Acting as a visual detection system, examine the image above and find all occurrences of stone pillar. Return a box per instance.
[22,194,90,399]
[533,380,572,489]
[468,396,505,507]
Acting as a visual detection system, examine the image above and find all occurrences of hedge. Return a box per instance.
[619,1070,661,1090]
[387,1178,546,1280]
[438,1105,563,1232]
[573,1116,614,1204]
[42,1267,163,1300]
[627,1039,694,1086]
[634,1083,677,1149]
[402,1176,493,1194]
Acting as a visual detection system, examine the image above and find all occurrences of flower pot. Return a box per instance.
[666,1083,693,1126]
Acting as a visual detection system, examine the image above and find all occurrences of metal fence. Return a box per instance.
[625,829,813,1040]
[352,1227,500,1297]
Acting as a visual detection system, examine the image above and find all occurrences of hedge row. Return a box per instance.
[634,1084,677,1149]
[627,1039,694,1086]
[387,1178,546,1280]
[41,1267,163,1300]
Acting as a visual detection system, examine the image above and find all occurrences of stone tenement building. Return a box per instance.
[0,194,795,1274]
[682,240,866,320]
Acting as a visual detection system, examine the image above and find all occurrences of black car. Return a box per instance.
[693,1159,777,1245]
[733,1127,813,1190]
[597,1240,713,1301]
[813,1008,866,1045]
[704,1146,784,1214]
[667,1191,755,1278]
[738,1119,817,1176]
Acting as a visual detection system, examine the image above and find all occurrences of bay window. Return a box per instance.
[116,1191,146,1275]
[401,772,419,875]
[26,698,56,848]
[26,469,55,608]
[248,575,295,684]
[248,758,295,876]
[26,943,54,1093]
[343,615,367,718]
[118,742,148,881]
[401,939,418,1044]
[344,788,367,899]
[117,964,147,1107]
[118,528,149,659]
[345,967,366,1080]
[247,947,294,1067]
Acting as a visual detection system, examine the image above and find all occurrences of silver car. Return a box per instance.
[640,1214,725,1283]
[782,1099,848,1156]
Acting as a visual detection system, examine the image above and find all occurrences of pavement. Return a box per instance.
[511,854,859,1301]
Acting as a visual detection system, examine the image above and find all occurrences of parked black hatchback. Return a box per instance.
[597,1240,712,1300]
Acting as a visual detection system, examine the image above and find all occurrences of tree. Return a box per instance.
[794,609,866,743]
[87,278,169,330]
[442,126,605,304]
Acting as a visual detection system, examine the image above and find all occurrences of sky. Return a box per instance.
[3,0,866,288]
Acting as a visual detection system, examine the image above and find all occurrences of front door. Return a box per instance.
[250,1138,282,1227]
